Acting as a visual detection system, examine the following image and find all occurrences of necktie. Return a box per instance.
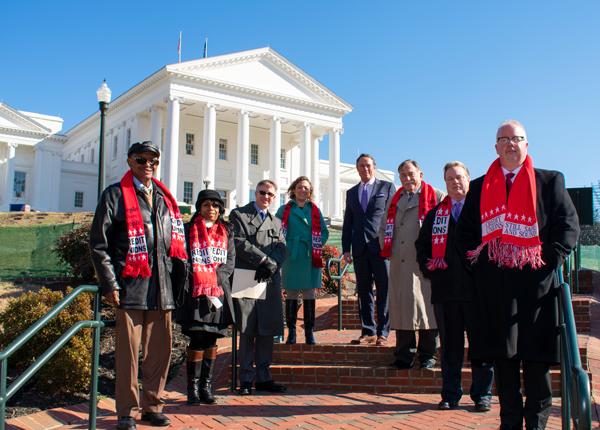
[408,192,414,202]
[260,211,266,221]
[142,188,152,209]
[361,185,368,212]
[506,172,515,195]
[453,202,462,221]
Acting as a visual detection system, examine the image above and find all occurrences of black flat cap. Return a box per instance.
[195,189,225,211]
[128,141,160,158]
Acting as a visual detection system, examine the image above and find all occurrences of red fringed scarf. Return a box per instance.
[189,217,228,298]
[467,155,543,269]
[281,201,323,268]
[381,181,438,258]
[426,196,452,271]
[121,170,187,278]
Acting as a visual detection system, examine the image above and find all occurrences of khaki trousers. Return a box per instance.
[115,308,172,417]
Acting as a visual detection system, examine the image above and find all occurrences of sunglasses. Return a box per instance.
[257,190,276,198]
[133,157,159,167]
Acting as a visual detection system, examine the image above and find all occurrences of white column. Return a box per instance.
[3,143,17,205]
[236,110,250,206]
[130,116,139,146]
[50,150,62,212]
[31,143,44,208]
[290,140,300,181]
[149,106,164,180]
[268,116,282,210]
[329,128,343,219]
[165,96,183,199]
[311,135,321,206]
[300,122,313,178]
[202,103,219,189]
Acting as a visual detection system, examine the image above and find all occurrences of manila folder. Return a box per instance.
[232,268,267,300]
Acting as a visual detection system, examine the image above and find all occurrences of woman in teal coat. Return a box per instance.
[276,176,329,345]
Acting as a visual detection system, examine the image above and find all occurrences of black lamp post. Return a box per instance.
[96,80,112,200]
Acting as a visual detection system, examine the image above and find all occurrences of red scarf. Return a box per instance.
[189,217,228,298]
[381,181,437,258]
[281,201,323,268]
[120,170,187,278]
[467,155,543,269]
[426,196,452,271]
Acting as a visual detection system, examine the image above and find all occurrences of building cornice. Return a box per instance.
[0,103,52,133]
[0,126,48,137]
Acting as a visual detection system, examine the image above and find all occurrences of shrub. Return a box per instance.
[321,244,352,295]
[54,223,96,281]
[0,287,93,393]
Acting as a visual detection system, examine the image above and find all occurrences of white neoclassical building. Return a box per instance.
[1,48,396,216]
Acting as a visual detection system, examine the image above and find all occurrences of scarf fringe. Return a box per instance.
[170,247,188,260]
[426,257,448,271]
[122,264,152,279]
[380,248,391,259]
[467,237,545,269]
[192,284,224,298]
[312,256,324,269]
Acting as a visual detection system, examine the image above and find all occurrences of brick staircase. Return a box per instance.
[230,290,594,397]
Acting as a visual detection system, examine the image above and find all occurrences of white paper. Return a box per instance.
[208,296,223,309]
[231,268,267,300]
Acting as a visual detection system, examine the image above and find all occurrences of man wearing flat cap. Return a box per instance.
[90,141,187,430]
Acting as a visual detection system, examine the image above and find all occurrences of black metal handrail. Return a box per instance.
[558,257,591,430]
[325,256,350,331]
[0,285,105,430]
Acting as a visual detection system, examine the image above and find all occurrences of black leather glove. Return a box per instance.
[254,257,278,283]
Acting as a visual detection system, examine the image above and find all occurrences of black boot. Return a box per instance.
[199,347,217,404]
[285,299,299,344]
[186,348,203,405]
[304,299,316,345]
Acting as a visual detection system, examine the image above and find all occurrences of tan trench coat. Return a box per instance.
[378,186,446,330]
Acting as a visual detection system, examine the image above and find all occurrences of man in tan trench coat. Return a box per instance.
[378,159,445,370]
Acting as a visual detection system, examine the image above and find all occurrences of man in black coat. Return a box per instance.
[342,154,396,345]
[229,179,287,395]
[455,121,579,430]
[415,161,494,412]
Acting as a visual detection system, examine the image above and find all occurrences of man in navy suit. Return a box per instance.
[342,154,396,345]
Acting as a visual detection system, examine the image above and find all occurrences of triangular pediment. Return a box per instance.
[168,48,353,111]
[0,103,51,133]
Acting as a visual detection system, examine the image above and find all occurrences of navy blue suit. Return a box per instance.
[342,179,396,337]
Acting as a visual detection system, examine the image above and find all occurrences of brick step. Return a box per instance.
[229,364,592,397]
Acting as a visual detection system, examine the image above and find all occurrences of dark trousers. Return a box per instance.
[353,248,390,337]
[433,302,494,403]
[494,358,552,429]
[393,329,438,365]
[238,333,274,384]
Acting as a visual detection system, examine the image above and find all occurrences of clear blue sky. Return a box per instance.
[2,0,598,191]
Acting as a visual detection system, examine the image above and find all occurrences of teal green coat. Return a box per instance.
[275,200,329,290]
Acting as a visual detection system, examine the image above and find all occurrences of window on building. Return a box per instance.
[81,154,84,163]
[126,129,131,153]
[113,136,118,158]
[250,144,259,165]
[280,193,286,206]
[249,189,256,202]
[74,191,84,208]
[280,149,286,169]
[90,148,95,164]
[185,133,195,155]
[161,128,165,152]
[219,138,227,160]
[13,172,26,198]
[217,189,227,205]
[183,181,194,204]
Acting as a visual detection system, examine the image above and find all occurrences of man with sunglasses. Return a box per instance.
[90,141,186,430]
[229,180,287,395]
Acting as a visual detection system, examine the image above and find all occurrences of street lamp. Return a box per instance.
[96,80,112,200]
[203,176,211,190]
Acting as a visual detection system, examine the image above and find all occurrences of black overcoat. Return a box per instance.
[455,168,579,363]
[229,202,287,337]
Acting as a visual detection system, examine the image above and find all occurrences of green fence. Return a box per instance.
[580,245,600,272]
[0,224,76,279]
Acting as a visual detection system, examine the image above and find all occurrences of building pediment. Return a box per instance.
[168,48,353,113]
[0,103,52,135]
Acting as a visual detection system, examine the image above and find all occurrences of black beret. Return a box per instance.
[128,141,160,158]
[195,189,225,211]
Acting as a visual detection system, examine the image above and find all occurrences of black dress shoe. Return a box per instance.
[255,380,286,392]
[238,382,252,396]
[475,399,492,412]
[140,412,171,427]
[388,361,412,370]
[420,360,435,370]
[497,425,523,430]
[438,400,459,410]
[117,416,136,430]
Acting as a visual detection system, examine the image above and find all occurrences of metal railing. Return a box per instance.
[325,256,350,331]
[558,259,591,429]
[0,285,105,430]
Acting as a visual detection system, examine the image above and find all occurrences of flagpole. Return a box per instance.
[179,31,182,63]
[204,38,208,58]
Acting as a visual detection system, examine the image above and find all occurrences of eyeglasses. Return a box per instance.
[133,157,159,166]
[257,190,276,198]
[497,136,525,144]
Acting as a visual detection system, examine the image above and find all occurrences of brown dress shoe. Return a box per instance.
[350,335,377,344]
[376,336,388,345]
